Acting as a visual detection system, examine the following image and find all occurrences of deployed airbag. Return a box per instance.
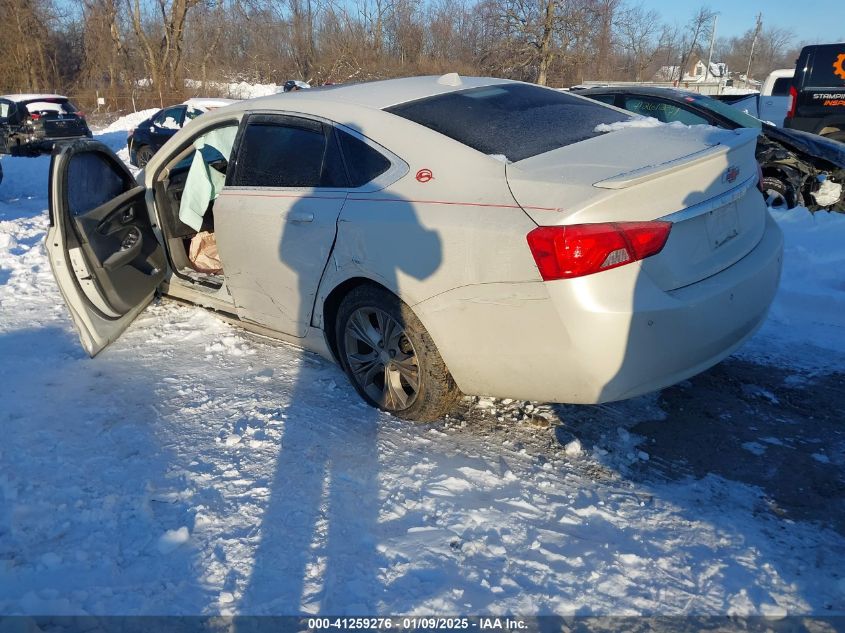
[178,126,237,231]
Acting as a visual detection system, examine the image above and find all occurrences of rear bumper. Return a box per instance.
[415,213,783,404]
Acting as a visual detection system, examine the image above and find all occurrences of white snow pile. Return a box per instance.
[100,108,159,133]
[0,132,844,616]
[185,79,282,100]
[595,115,728,134]
[595,115,665,132]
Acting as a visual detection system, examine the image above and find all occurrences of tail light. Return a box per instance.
[29,113,41,121]
[527,221,672,281]
[76,111,85,118]
[786,85,798,119]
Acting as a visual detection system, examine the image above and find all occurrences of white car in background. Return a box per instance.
[47,75,783,421]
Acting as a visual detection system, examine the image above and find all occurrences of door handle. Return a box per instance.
[103,229,142,270]
[289,212,314,223]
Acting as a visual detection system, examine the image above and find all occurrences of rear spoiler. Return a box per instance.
[593,128,759,190]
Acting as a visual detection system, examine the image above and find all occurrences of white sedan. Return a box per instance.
[47,75,783,421]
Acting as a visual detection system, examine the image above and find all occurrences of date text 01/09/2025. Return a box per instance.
[306,617,528,630]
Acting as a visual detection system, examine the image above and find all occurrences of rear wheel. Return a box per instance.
[135,145,154,168]
[335,284,461,422]
[761,176,796,210]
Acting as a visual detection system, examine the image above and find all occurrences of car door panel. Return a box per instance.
[47,140,166,356]
[212,113,349,337]
[214,189,346,336]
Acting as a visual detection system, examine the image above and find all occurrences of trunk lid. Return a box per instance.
[34,113,89,139]
[507,125,765,290]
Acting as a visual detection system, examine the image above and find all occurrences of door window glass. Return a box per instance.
[623,96,708,125]
[154,107,185,130]
[232,119,347,188]
[336,130,391,187]
[67,152,129,216]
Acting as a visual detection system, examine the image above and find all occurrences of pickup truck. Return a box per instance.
[715,69,795,126]
[784,43,845,142]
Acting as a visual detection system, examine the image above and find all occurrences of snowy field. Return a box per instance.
[0,120,844,618]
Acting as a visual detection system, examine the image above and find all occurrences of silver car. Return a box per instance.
[47,75,783,421]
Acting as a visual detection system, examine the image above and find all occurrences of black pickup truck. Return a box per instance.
[0,94,92,156]
[785,43,845,142]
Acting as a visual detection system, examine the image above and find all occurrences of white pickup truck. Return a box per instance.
[718,69,795,126]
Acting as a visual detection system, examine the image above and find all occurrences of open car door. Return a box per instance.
[46,140,166,356]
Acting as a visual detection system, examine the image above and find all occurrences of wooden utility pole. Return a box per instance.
[745,13,763,88]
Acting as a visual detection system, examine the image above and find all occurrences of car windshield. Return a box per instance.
[386,83,627,163]
[689,95,762,129]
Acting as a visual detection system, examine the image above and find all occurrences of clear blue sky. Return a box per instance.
[642,0,845,45]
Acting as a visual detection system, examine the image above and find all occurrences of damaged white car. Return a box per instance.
[47,75,783,421]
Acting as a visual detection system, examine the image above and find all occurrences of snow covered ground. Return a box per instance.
[0,119,844,618]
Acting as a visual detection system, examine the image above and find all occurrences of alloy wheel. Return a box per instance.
[343,307,420,411]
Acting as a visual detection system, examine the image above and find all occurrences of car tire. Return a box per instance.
[335,284,461,422]
[761,176,796,210]
[136,145,154,168]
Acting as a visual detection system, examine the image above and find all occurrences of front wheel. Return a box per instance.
[761,176,796,210]
[135,145,154,168]
[335,285,461,422]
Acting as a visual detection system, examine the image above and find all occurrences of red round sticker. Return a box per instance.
[416,169,434,183]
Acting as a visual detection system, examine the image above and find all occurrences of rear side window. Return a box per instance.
[67,152,129,216]
[386,83,627,163]
[771,77,792,96]
[231,119,347,188]
[808,46,845,87]
[336,130,391,187]
[589,94,617,105]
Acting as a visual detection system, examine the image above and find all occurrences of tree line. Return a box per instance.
[0,0,809,110]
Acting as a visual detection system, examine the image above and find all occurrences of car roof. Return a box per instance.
[0,93,68,102]
[230,74,514,112]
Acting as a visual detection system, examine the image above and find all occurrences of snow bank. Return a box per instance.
[746,208,845,361]
[100,108,160,133]
[185,79,282,100]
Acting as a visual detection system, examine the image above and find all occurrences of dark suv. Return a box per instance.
[0,94,92,156]
[785,43,845,142]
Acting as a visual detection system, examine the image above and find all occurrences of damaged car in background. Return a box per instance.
[0,94,92,156]
[575,86,845,213]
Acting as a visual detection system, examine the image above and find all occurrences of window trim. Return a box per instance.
[225,111,408,193]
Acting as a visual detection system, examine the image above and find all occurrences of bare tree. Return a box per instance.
[615,2,661,81]
[676,5,717,84]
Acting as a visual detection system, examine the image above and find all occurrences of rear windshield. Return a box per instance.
[386,83,627,163]
[771,77,792,96]
[24,100,77,115]
[808,46,845,87]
